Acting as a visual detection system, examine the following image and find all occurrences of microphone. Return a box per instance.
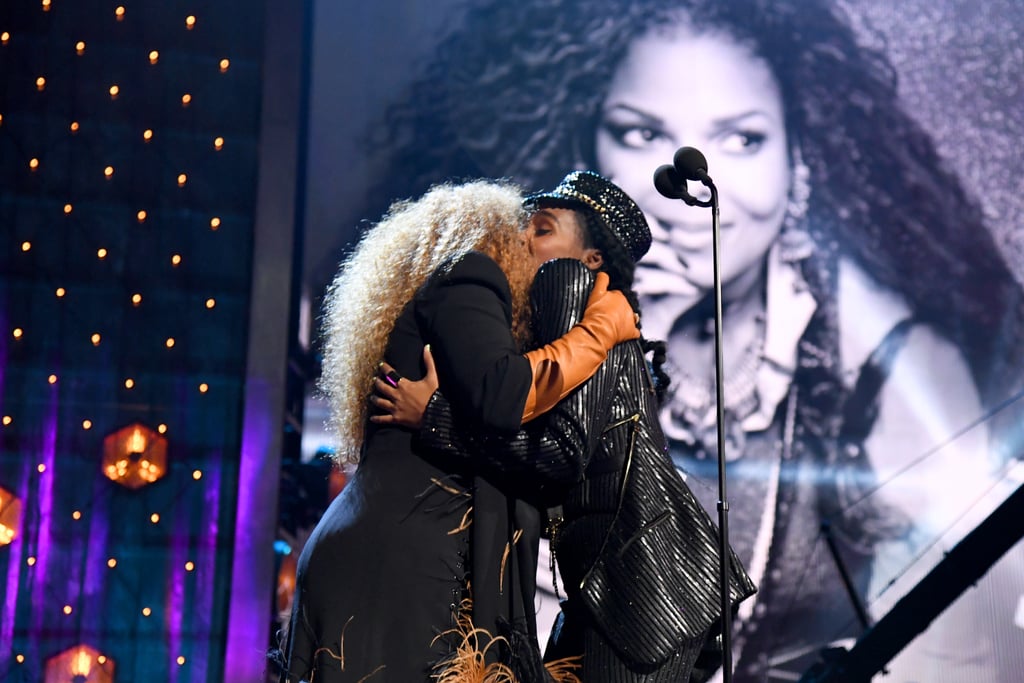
[653,146,713,207]
[673,146,711,185]
[653,164,689,200]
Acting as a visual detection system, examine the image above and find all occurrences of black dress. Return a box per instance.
[277,252,540,683]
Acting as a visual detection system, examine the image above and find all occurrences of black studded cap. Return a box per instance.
[524,170,652,263]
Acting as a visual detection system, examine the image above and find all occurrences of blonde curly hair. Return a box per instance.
[319,180,536,466]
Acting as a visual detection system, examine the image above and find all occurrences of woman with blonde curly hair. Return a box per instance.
[276,179,639,683]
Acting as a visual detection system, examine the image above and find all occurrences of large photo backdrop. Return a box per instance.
[300,1,1024,681]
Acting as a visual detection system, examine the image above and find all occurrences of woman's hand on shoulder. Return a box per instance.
[369,346,439,429]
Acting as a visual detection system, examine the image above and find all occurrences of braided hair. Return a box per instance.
[576,210,672,404]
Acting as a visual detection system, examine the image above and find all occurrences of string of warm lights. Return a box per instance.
[3,3,237,404]
[1,2,261,679]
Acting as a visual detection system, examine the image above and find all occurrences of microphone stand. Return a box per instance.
[655,154,734,681]
[702,179,734,683]
[671,177,734,682]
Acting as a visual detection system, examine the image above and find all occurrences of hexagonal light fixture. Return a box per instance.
[44,644,114,683]
[102,423,168,489]
[0,484,21,546]
[276,548,298,618]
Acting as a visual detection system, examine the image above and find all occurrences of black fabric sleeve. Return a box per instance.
[415,251,533,435]
[417,259,620,504]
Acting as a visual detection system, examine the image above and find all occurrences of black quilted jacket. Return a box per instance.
[418,259,757,675]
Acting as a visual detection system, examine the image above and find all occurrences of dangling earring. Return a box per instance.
[778,149,814,263]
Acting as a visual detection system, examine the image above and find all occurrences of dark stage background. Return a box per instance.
[0,1,305,682]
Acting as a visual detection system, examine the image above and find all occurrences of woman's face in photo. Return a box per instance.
[595,23,790,303]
